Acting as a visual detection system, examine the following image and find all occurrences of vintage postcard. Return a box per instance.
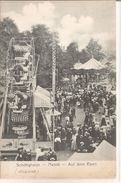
[0,0,117,179]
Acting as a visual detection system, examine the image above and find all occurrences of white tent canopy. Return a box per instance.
[82,58,105,70]
[34,86,51,108]
[73,58,105,71]
[36,86,50,97]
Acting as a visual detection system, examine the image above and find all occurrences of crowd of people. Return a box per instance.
[54,83,116,153]
[15,147,32,161]
[14,146,57,161]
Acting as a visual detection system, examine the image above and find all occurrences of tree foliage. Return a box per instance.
[66,42,79,65]
[0,17,19,93]
[0,17,19,67]
[0,17,113,89]
[79,49,90,64]
[31,24,54,88]
[86,38,105,61]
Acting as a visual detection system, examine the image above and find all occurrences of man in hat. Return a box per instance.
[15,147,24,161]
[24,148,32,161]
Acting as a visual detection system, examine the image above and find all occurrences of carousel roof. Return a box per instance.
[73,58,105,71]
[73,62,83,70]
[83,57,105,70]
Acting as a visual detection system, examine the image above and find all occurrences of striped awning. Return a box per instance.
[36,86,50,97]
[34,87,50,108]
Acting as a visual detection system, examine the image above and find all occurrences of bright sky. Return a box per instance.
[1,1,115,51]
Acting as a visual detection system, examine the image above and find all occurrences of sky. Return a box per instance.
[0,1,115,52]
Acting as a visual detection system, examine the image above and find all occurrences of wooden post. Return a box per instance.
[33,101,36,140]
[52,33,56,150]
[31,37,36,150]
[33,102,36,150]
[0,83,9,138]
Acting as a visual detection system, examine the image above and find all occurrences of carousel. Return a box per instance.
[71,57,107,88]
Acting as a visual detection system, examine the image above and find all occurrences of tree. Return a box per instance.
[17,30,32,40]
[0,17,19,67]
[57,42,80,78]
[86,38,105,61]
[0,17,19,97]
[79,49,90,64]
[1,17,18,36]
[31,24,55,88]
[66,42,79,65]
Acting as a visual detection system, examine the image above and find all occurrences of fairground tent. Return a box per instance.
[34,86,50,108]
[36,86,50,97]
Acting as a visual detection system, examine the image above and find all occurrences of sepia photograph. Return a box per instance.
[0,0,116,178]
